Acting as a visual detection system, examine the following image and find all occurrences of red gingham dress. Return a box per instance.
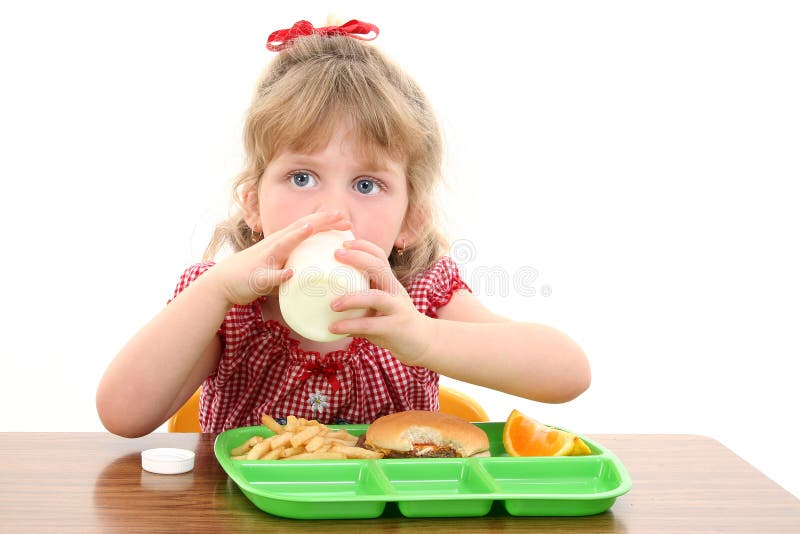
[170,256,470,432]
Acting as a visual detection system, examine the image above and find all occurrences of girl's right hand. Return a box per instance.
[209,211,352,306]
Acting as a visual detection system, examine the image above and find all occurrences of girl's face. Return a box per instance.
[250,121,410,256]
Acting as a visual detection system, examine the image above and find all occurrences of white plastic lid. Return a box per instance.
[141,448,195,474]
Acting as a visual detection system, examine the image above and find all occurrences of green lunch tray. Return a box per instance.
[214,422,632,519]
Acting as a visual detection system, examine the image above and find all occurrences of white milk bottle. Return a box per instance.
[279,229,369,341]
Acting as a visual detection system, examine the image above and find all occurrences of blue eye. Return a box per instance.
[290,171,317,188]
[355,178,381,195]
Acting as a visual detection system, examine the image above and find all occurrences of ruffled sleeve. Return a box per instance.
[168,262,216,304]
[167,261,271,343]
[407,256,471,318]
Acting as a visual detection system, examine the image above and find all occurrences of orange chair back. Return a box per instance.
[167,388,201,432]
[437,385,490,422]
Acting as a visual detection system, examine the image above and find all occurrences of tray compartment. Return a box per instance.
[237,460,389,519]
[480,456,624,516]
[379,459,495,517]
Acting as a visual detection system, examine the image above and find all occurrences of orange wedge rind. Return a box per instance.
[502,409,591,457]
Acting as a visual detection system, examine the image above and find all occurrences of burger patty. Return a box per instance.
[385,447,457,459]
[356,434,458,458]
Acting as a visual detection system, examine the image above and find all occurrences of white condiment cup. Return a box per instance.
[141,448,195,475]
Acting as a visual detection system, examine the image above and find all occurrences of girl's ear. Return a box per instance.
[242,184,261,231]
[398,204,428,248]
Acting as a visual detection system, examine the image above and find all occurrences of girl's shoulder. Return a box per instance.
[407,255,467,288]
[170,261,216,298]
[169,261,284,343]
[407,256,471,317]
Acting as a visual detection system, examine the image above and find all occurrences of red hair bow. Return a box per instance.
[267,19,379,51]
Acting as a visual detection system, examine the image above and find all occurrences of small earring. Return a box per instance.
[251,227,263,243]
[397,239,406,257]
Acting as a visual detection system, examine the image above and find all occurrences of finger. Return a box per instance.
[330,315,389,337]
[292,211,352,233]
[257,212,348,250]
[334,248,399,293]
[257,222,315,265]
[342,238,388,258]
[332,289,396,316]
[253,214,354,284]
[323,218,353,232]
[253,219,355,289]
[260,214,352,260]
[263,219,356,270]
[248,266,294,295]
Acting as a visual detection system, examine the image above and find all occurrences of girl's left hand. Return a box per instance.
[329,239,434,365]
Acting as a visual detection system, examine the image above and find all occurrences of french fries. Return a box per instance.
[330,444,382,459]
[231,415,380,461]
[230,435,264,457]
[261,414,284,434]
[290,425,322,448]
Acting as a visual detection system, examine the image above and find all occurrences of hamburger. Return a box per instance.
[360,410,490,458]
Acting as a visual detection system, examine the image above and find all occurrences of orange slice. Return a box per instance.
[502,409,591,457]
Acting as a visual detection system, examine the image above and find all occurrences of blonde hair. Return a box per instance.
[205,34,448,285]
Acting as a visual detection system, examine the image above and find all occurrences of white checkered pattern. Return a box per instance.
[169,256,470,431]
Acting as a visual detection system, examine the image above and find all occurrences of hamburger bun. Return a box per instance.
[365,410,490,458]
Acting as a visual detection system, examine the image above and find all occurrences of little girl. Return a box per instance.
[96,19,590,437]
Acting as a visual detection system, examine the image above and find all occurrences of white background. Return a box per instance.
[1,1,798,498]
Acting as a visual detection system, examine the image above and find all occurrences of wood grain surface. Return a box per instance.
[0,433,797,533]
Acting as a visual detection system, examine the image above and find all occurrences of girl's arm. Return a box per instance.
[423,290,590,402]
[330,243,590,403]
[97,211,352,437]
[96,272,230,437]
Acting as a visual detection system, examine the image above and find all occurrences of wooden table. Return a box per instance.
[0,433,797,533]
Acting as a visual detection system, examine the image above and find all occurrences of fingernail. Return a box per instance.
[342,240,354,248]
[335,248,347,257]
